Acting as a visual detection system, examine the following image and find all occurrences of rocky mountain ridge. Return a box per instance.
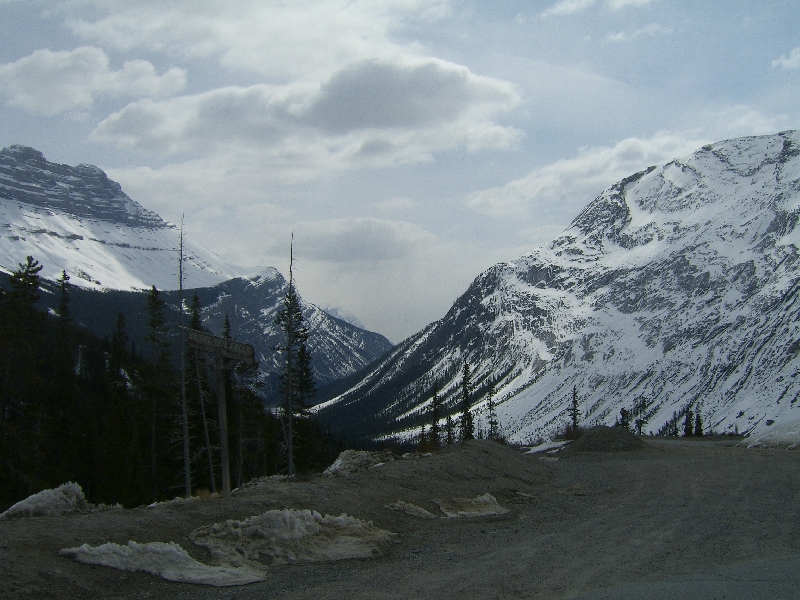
[316,131,800,446]
[0,145,393,391]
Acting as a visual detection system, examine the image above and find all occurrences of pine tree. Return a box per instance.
[445,414,455,445]
[487,384,499,441]
[618,407,630,430]
[429,383,441,448]
[568,386,579,434]
[57,270,71,323]
[460,360,474,442]
[275,261,311,476]
[9,256,42,310]
[694,411,703,437]
[144,285,170,502]
[683,410,694,437]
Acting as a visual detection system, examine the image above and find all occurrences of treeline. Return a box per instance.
[0,257,340,512]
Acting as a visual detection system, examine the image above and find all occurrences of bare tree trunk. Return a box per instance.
[237,409,243,489]
[216,352,231,497]
[151,396,157,503]
[195,353,216,494]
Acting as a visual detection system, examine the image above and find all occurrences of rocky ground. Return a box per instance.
[2,431,800,599]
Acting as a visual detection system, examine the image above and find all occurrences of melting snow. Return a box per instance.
[385,501,438,519]
[58,541,265,587]
[323,450,394,476]
[189,509,396,566]
[0,482,119,520]
[432,494,510,518]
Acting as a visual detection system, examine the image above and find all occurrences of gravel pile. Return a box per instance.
[565,425,646,452]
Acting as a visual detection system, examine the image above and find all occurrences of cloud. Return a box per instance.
[604,23,673,44]
[0,46,185,116]
[542,0,653,17]
[295,218,436,263]
[467,105,788,220]
[91,58,520,175]
[467,131,707,219]
[65,0,451,78]
[772,47,800,71]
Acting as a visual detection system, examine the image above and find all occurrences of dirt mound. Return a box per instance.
[565,426,646,452]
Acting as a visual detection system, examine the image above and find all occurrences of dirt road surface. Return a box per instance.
[2,436,799,599]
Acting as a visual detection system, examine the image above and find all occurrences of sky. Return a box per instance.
[1,0,799,342]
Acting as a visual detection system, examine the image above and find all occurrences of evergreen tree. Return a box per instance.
[568,386,579,434]
[445,414,455,445]
[144,285,171,502]
[487,384,499,441]
[275,279,310,475]
[429,383,441,448]
[683,410,694,437]
[9,255,42,309]
[618,407,630,430]
[460,360,474,442]
[57,270,71,323]
[694,411,703,437]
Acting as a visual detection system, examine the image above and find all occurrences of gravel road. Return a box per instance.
[2,435,799,599]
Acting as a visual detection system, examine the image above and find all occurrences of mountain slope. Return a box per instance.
[316,131,800,445]
[0,144,242,289]
[0,145,393,390]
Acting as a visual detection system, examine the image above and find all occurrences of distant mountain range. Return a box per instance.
[315,131,800,447]
[0,145,393,394]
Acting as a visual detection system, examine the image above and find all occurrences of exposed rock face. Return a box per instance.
[0,145,165,228]
[316,131,800,446]
[0,145,393,390]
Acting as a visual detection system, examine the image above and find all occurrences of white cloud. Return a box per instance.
[295,218,436,263]
[772,47,800,71]
[542,0,653,17]
[605,0,654,9]
[467,131,707,219]
[65,0,451,78]
[91,58,520,176]
[467,105,788,220]
[542,0,597,17]
[604,23,673,44]
[0,46,185,116]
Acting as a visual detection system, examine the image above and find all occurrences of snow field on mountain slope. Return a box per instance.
[0,202,244,290]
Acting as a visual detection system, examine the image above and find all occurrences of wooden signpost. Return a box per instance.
[182,327,255,497]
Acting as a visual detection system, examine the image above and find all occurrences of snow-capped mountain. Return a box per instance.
[0,145,393,389]
[316,131,800,446]
[0,144,242,290]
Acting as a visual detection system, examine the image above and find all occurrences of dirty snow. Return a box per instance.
[432,494,510,518]
[0,482,95,520]
[58,541,265,587]
[385,501,438,519]
[323,450,394,476]
[189,509,396,566]
[524,440,571,454]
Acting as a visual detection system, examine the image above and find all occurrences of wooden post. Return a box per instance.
[216,350,231,497]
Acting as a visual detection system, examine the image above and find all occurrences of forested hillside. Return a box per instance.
[0,256,340,512]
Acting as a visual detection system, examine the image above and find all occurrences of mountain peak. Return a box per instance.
[0,145,166,229]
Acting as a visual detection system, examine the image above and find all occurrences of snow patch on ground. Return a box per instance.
[189,509,396,566]
[323,450,394,476]
[0,482,120,520]
[432,494,510,518]
[58,541,265,587]
[385,501,438,519]
[523,440,571,454]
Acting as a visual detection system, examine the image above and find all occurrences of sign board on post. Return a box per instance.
[181,327,255,497]
[183,328,255,364]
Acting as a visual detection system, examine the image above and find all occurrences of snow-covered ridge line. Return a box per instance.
[317,131,800,445]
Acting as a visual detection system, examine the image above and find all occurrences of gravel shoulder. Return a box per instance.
[2,437,799,599]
